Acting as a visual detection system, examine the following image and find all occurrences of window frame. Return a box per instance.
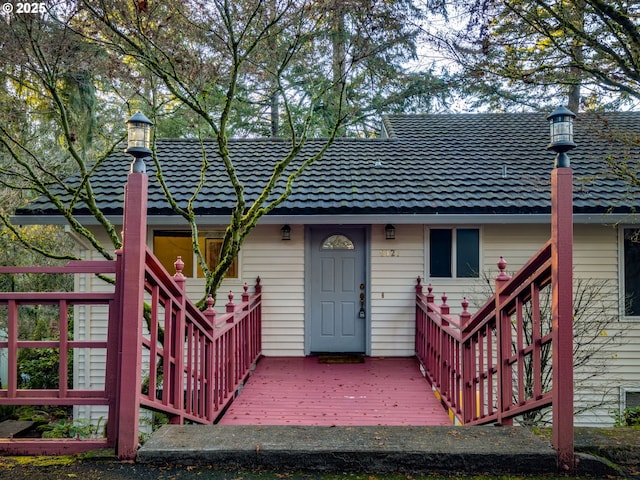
[425,226,482,280]
[620,226,640,319]
[152,230,240,280]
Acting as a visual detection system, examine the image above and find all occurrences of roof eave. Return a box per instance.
[11,212,640,226]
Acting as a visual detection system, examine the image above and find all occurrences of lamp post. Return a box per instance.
[116,111,152,458]
[547,106,575,471]
[125,111,153,173]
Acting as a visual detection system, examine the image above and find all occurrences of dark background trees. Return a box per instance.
[424,0,640,111]
[1,0,638,303]
[1,0,451,302]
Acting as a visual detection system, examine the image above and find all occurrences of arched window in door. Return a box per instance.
[321,234,355,250]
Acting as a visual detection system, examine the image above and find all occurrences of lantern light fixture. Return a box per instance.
[385,224,395,240]
[281,224,291,241]
[125,111,153,173]
[546,106,576,168]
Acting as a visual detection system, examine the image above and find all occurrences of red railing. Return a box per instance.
[139,248,262,424]
[0,261,118,454]
[416,166,575,470]
[416,242,553,425]
[0,252,262,457]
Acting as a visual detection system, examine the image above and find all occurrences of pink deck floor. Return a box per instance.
[218,356,452,426]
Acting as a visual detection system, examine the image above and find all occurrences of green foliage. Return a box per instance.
[434,0,640,110]
[15,405,68,423]
[39,417,103,439]
[138,409,169,444]
[17,348,64,390]
[14,315,73,390]
[0,0,455,305]
[0,405,17,420]
[10,406,104,439]
[612,406,640,427]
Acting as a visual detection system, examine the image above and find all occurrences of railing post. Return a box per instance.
[226,291,236,316]
[459,297,471,327]
[204,294,216,327]
[426,283,434,304]
[495,256,513,426]
[459,298,473,422]
[242,282,249,308]
[254,277,262,354]
[105,248,124,448]
[171,256,187,424]
[116,172,148,459]
[551,167,574,470]
[226,291,237,388]
[415,276,423,296]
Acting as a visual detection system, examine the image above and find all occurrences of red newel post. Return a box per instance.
[171,256,187,424]
[495,256,513,426]
[547,106,575,471]
[116,111,153,459]
[459,298,471,327]
[204,294,216,327]
[226,291,236,317]
[173,256,186,289]
[551,166,574,470]
[440,293,449,316]
[116,171,148,459]
[460,297,473,422]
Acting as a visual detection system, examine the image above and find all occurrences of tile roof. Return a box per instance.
[16,112,640,220]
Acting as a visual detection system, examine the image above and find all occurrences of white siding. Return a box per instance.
[73,230,116,426]
[370,224,424,356]
[242,224,305,356]
[572,225,624,426]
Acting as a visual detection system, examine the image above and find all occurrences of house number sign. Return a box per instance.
[379,249,399,257]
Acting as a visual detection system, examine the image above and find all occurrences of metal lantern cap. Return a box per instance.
[125,111,153,159]
[546,105,576,154]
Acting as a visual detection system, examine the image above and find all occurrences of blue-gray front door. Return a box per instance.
[308,227,367,354]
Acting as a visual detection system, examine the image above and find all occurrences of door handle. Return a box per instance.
[359,283,365,318]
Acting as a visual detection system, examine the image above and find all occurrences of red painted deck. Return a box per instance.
[218,357,452,426]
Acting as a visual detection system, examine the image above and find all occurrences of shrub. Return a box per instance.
[613,406,640,427]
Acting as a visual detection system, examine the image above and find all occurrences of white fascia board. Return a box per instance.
[13,212,640,226]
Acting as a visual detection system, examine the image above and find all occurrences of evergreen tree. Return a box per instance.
[431,0,640,111]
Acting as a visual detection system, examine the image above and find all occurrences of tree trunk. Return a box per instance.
[270,89,279,137]
[330,4,347,133]
[567,0,586,112]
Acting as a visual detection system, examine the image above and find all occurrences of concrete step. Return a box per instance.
[137,425,620,476]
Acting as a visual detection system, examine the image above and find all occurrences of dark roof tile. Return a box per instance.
[15,112,640,219]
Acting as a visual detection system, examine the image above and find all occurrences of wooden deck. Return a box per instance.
[218,356,452,426]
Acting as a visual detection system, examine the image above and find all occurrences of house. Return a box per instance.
[13,111,640,427]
